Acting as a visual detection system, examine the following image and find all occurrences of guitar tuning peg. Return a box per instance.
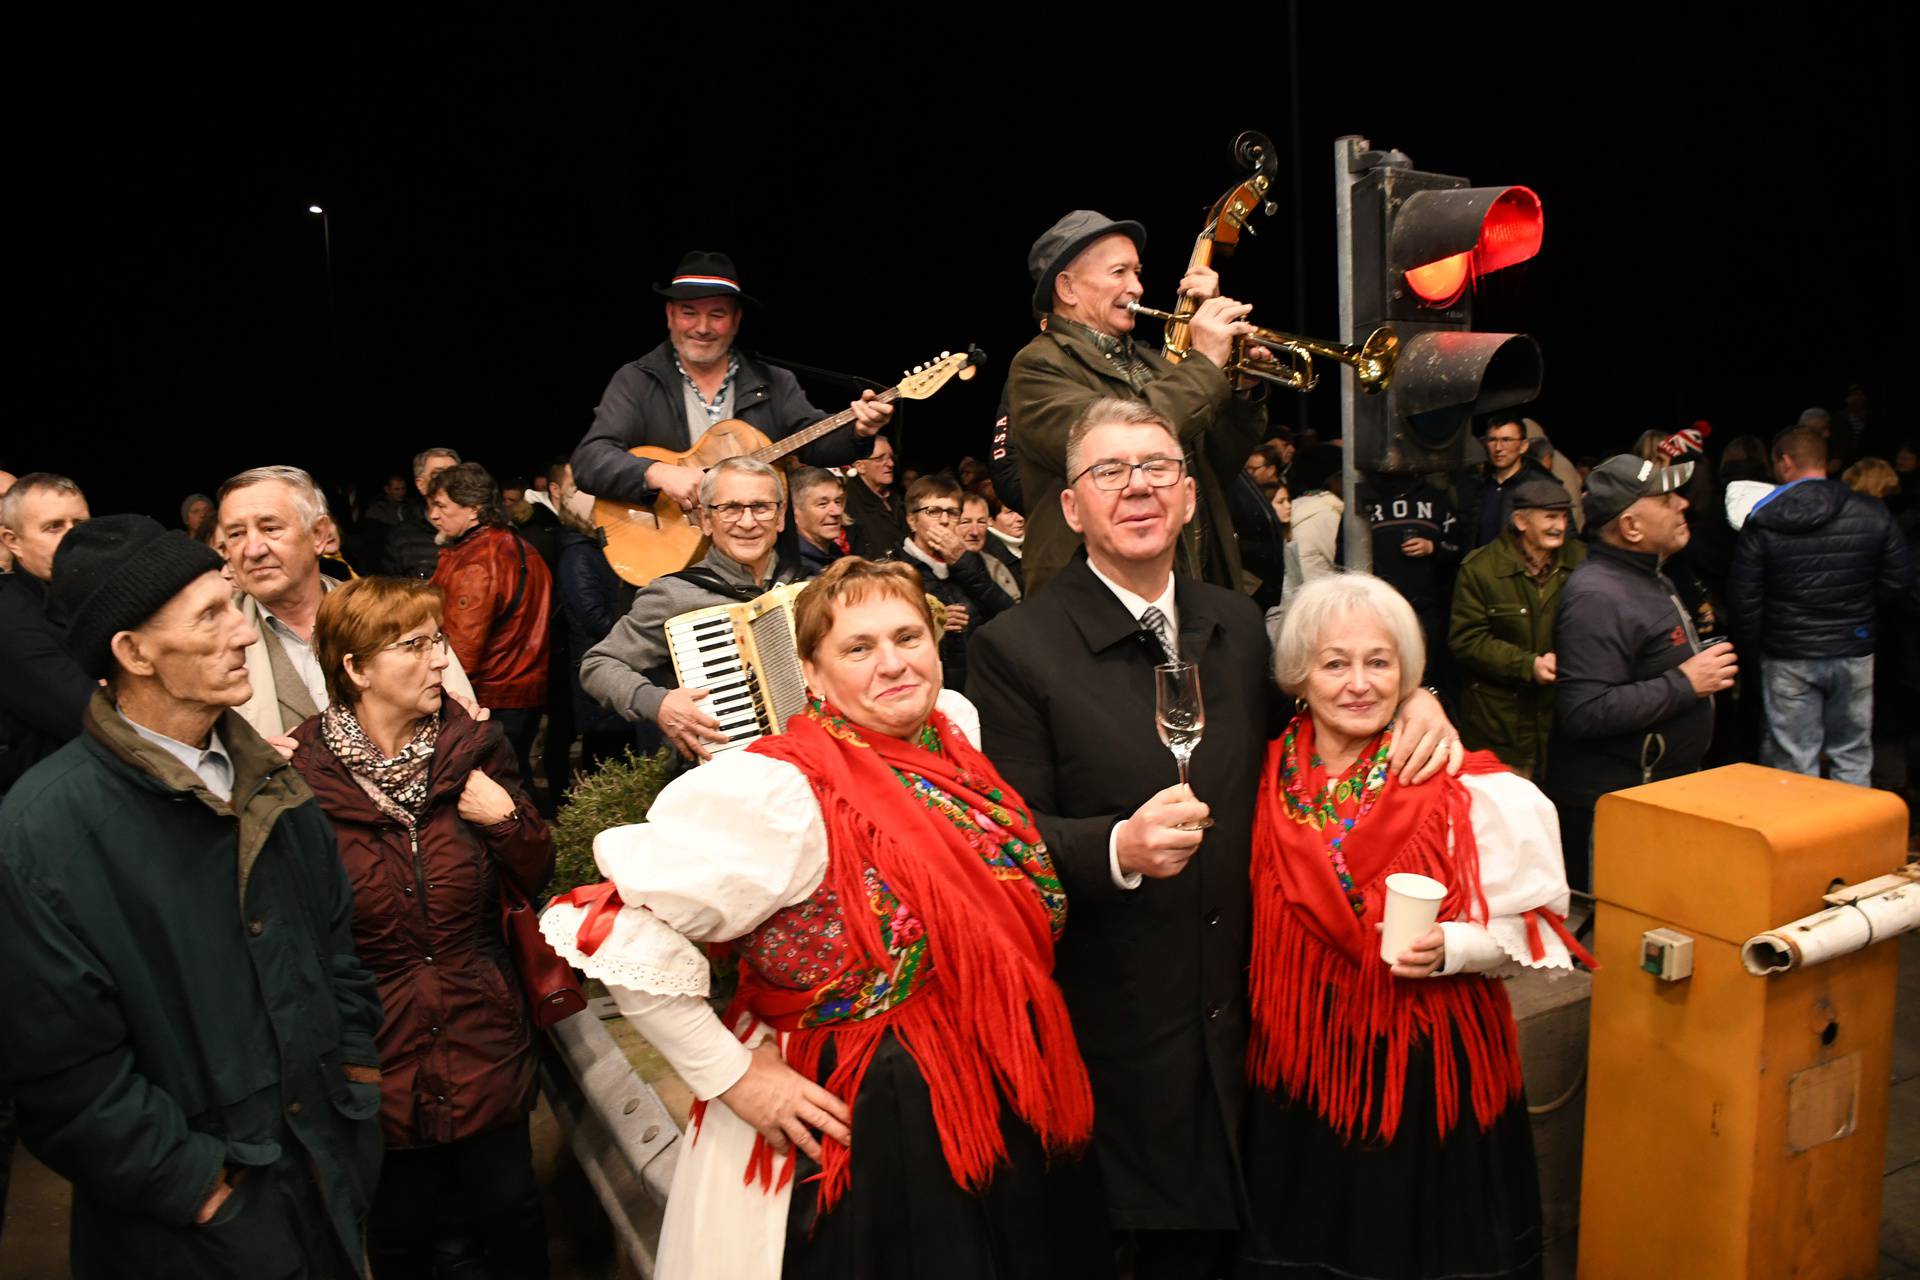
[940,350,950,358]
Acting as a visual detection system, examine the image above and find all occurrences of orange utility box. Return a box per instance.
[1578,764,1905,1280]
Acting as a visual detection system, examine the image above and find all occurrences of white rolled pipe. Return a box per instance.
[1741,880,1920,976]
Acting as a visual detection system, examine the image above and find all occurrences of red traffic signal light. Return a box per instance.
[1395,186,1544,308]
[1340,140,1546,472]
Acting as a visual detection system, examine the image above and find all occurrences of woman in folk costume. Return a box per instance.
[541,557,1109,1279]
[1235,573,1592,1280]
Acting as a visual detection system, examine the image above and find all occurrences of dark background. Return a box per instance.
[9,8,1912,524]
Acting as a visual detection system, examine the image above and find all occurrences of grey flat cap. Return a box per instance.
[1509,474,1573,511]
[1027,210,1147,315]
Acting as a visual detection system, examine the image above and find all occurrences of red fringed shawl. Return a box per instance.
[1248,715,1522,1143]
[731,705,1094,1212]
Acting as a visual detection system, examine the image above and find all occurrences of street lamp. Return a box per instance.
[308,204,333,310]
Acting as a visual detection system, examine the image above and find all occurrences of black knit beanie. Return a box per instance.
[49,514,228,678]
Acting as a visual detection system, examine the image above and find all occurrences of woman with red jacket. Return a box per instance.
[425,462,554,781]
[291,575,555,1278]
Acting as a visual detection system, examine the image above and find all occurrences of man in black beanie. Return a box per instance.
[0,515,383,1279]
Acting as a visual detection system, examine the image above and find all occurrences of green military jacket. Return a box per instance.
[1449,532,1588,776]
[1007,317,1266,596]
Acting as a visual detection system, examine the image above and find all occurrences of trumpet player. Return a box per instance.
[1008,210,1269,595]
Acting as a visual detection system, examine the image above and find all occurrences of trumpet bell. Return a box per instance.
[1350,326,1398,393]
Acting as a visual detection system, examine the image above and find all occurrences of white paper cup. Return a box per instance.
[1379,872,1448,963]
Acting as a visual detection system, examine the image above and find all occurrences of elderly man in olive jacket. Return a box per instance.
[0,515,383,1280]
[1449,474,1588,778]
[1008,210,1268,596]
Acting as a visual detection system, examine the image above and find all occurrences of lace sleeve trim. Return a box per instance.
[540,902,711,997]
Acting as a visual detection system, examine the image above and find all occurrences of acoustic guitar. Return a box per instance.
[592,347,982,586]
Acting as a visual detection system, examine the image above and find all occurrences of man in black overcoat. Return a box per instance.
[970,397,1457,1278]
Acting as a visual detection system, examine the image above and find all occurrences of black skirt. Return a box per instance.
[783,1030,1115,1280]
[1234,1032,1543,1280]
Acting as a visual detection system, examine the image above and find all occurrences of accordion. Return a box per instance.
[664,581,811,759]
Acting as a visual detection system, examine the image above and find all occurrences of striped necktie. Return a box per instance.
[1139,605,1177,662]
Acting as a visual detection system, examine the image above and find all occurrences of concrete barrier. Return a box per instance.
[539,998,683,1277]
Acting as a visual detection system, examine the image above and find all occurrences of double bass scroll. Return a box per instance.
[1162,130,1280,365]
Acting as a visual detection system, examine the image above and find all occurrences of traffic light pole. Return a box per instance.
[1334,135,1369,572]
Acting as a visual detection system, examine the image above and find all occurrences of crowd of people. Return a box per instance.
[0,227,1906,1280]
[1232,397,1917,888]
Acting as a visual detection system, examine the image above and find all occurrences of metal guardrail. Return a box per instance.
[539,996,682,1278]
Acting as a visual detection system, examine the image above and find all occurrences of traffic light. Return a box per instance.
[1339,139,1546,472]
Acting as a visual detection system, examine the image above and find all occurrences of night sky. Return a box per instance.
[10,9,1910,524]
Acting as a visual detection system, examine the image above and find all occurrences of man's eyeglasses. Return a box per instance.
[378,632,450,660]
[1070,457,1187,491]
[911,505,963,521]
[705,501,783,523]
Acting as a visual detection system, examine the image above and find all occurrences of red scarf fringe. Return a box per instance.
[1248,721,1523,1143]
[738,710,1094,1213]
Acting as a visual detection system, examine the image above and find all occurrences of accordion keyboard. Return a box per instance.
[663,611,769,752]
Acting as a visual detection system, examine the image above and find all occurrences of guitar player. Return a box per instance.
[570,250,891,513]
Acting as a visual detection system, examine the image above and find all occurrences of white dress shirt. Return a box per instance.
[1083,561,1181,891]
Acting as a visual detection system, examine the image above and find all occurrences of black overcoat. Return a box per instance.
[968,552,1272,1231]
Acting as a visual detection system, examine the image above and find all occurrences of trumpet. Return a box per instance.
[1127,302,1397,394]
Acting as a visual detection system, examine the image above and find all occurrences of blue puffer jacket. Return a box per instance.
[1727,478,1913,659]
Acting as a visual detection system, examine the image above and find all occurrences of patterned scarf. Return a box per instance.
[1249,714,1522,1143]
[320,702,440,829]
[730,702,1092,1211]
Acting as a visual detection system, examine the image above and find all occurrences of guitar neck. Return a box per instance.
[749,385,902,465]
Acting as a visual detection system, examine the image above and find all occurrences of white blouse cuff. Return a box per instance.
[608,986,753,1101]
[1437,921,1509,975]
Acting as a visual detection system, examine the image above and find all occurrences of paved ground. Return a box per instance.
[0,1094,635,1279]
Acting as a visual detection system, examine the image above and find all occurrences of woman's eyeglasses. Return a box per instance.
[378,632,450,660]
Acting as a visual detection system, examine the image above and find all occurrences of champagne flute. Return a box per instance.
[1155,660,1214,831]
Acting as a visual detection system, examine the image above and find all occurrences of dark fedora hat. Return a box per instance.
[1027,210,1148,315]
[652,250,757,304]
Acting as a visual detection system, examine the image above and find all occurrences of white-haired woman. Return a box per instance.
[1236,573,1590,1280]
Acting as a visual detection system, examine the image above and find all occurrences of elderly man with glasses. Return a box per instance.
[884,475,1017,694]
[581,457,802,763]
[970,398,1461,1278]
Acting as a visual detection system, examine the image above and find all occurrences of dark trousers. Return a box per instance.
[368,1118,548,1280]
[579,729,635,774]
[1558,803,1595,896]
[491,708,541,791]
[541,645,575,813]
